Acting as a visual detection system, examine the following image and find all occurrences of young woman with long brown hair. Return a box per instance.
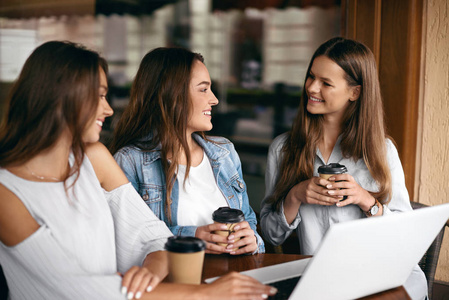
[110,47,264,255]
[259,37,427,299]
[0,41,275,300]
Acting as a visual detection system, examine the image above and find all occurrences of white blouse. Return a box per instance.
[0,156,172,300]
[260,133,427,300]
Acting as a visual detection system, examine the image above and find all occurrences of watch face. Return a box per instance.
[370,204,379,216]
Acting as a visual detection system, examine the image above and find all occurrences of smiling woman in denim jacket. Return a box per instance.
[110,48,264,255]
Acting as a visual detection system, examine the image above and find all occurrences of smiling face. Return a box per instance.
[186,60,219,135]
[305,55,360,122]
[83,67,113,143]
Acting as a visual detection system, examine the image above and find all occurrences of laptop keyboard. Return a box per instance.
[268,276,301,300]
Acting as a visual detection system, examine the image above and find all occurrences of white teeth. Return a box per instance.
[96,120,103,127]
[310,96,324,102]
[203,111,211,115]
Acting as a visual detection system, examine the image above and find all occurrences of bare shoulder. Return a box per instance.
[85,142,129,191]
[0,183,40,246]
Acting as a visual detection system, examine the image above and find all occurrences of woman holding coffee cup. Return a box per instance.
[110,47,264,255]
[0,41,275,300]
[259,37,427,299]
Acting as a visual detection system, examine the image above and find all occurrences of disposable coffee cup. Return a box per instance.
[212,207,245,250]
[318,163,347,179]
[165,236,206,284]
[318,163,348,200]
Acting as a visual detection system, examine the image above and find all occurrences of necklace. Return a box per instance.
[25,165,61,182]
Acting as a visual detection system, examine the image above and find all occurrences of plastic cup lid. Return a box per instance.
[212,207,245,223]
[164,236,206,253]
[318,163,348,174]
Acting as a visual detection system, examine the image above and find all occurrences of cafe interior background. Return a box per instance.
[1,0,448,298]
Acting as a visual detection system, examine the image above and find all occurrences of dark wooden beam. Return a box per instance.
[0,0,95,18]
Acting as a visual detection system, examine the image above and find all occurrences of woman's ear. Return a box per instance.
[349,85,361,101]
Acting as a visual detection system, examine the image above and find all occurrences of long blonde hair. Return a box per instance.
[268,37,392,211]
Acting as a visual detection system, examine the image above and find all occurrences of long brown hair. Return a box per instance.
[269,37,392,211]
[109,47,205,223]
[0,41,107,186]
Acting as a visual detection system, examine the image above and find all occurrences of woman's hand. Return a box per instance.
[195,223,231,254]
[226,221,258,255]
[195,222,258,255]
[287,177,341,206]
[120,266,161,299]
[197,272,277,300]
[326,174,378,212]
[283,177,340,224]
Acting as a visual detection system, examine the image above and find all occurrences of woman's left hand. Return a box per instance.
[120,266,161,299]
[226,221,258,255]
[326,174,375,212]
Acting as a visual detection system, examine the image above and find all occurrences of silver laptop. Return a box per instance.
[206,203,449,300]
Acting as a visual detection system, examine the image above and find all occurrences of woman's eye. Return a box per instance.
[100,95,107,100]
[308,73,315,79]
[201,89,208,93]
[323,82,332,87]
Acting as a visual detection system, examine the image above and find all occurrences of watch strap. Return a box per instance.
[365,199,380,217]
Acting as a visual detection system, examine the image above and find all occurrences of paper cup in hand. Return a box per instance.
[212,207,245,251]
[318,163,348,200]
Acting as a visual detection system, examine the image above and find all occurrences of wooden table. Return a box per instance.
[202,253,410,300]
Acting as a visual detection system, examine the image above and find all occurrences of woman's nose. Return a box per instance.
[103,99,114,116]
[210,92,219,106]
[307,79,320,94]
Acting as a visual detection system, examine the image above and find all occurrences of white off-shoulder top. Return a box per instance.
[0,156,172,300]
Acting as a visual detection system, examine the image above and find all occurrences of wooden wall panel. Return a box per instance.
[343,0,381,69]
[379,1,409,151]
[343,0,423,201]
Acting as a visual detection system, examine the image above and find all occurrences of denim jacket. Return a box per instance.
[114,134,265,253]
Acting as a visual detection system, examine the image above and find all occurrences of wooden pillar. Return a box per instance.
[342,0,423,201]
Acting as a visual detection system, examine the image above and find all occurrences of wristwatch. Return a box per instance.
[365,199,380,217]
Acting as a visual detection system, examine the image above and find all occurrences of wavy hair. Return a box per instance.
[0,41,107,188]
[269,37,392,211]
[109,47,205,223]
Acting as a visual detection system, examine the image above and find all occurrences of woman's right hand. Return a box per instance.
[195,223,232,254]
[197,272,277,300]
[288,176,340,206]
[283,177,340,224]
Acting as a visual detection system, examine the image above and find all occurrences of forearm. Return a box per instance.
[284,186,302,225]
[142,251,169,281]
[259,201,298,247]
[140,283,204,300]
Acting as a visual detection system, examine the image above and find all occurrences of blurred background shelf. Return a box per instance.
[0,0,340,214]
